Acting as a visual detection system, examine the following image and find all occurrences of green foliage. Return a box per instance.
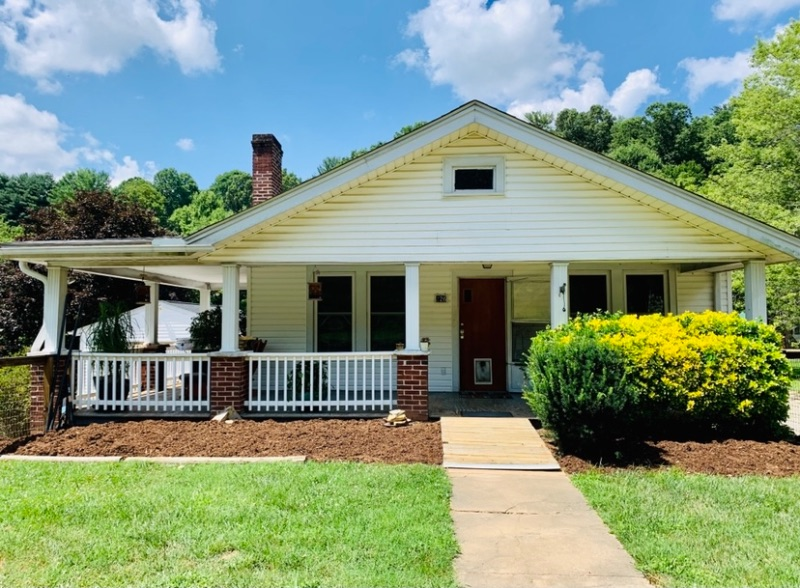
[0,173,55,224]
[0,365,30,438]
[525,312,791,452]
[524,325,640,452]
[189,306,222,352]
[523,110,554,130]
[0,217,22,242]
[113,177,166,220]
[168,189,232,235]
[554,105,615,153]
[153,167,199,221]
[282,168,302,191]
[88,301,133,353]
[50,168,110,203]
[209,170,252,213]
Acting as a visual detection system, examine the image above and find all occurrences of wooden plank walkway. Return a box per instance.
[440,417,560,470]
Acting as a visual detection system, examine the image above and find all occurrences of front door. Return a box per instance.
[459,278,506,392]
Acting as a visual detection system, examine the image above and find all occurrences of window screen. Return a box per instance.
[370,276,405,351]
[454,168,494,190]
[317,276,353,351]
[626,274,666,315]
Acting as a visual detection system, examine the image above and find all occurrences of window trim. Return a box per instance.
[444,156,505,195]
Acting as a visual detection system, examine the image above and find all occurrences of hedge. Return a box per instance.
[524,312,791,452]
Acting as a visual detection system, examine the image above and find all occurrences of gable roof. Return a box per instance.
[181,100,800,265]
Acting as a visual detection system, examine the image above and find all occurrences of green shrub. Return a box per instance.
[525,312,791,451]
[0,365,30,438]
[524,325,642,452]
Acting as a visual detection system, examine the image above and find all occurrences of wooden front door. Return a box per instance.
[459,279,506,392]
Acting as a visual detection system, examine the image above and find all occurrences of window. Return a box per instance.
[370,276,405,351]
[317,276,353,351]
[569,275,608,318]
[626,274,666,315]
[444,156,505,194]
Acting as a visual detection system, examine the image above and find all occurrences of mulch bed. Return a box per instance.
[549,437,800,477]
[4,419,800,476]
[1,419,443,465]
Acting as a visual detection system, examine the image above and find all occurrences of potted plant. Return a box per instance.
[420,337,431,351]
[88,300,133,411]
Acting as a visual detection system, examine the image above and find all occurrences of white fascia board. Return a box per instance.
[0,238,209,261]
[474,108,800,261]
[186,103,487,247]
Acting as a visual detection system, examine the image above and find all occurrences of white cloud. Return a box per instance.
[176,138,195,151]
[398,0,666,118]
[0,0,220,90]
[0,93,154,183]
[713,0,800,23]
[679,51,752,101]
[574,0,608,11]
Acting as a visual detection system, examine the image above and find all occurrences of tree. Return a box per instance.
[153,168,199,221]
[50,169,110,203]
[0,173,55,224]
[114,177,166,221]
[523,111,555,130]
[209,170,252,213]
[282,169,302,191]
[700,22,800,339]
[0,191,165,355]
[554,105,615,153]
[394,121,428,138]
[168,190,231,235]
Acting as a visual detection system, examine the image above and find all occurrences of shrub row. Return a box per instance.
[524,312,791,452]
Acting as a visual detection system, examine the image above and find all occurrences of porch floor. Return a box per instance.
[428,392,535,419]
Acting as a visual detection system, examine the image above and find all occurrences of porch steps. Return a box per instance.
[440,417,559,471]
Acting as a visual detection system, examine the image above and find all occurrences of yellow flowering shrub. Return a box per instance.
[525,311,790,450]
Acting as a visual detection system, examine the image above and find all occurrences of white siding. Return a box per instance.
[249,266,308,352]
[676,273,714,313]
[714,271,734,312]
[207,136,763,265]
[420,265,455,392]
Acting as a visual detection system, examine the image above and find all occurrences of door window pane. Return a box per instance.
[370,276,405,351]
[317,276,353,351]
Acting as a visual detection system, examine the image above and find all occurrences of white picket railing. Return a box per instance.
[247,352,396,413]
[71,352,210,413]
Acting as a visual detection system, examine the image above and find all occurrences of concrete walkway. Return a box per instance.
[443,418,650,587]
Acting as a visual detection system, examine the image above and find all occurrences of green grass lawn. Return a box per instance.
[0,461,458,588]
[573,469,800,588]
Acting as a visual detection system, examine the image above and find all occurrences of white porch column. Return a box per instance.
[199,288,211,312]
[743,260,767,322]
[43,266,68,353]
[714,271,733,313]
[550,262,569,328]
[221,264,240,352]
[144,281,159,345]
[404,263,421,351]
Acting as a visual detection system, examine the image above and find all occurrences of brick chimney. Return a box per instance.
[251,134,283,205]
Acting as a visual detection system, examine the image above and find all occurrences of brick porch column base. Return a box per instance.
[209,355,248,413]
[29,360,48,435]
[396,353,429,422]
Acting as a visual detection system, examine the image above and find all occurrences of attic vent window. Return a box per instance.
[444,156,505,195]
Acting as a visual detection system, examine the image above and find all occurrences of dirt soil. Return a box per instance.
[1,419,443,465]
[4,419,800,476]
[550,437,800,477]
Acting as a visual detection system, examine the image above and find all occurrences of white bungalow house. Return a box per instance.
[5,101,800,430]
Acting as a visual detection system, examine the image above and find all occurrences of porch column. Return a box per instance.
[41,266,68,354]
[396,353,429,421]
[743,260,767,322]
[199,288,211,312]
[144,281,159,346]
[221,264,240,352]
[550,262,569,328]
[404,262,420,351]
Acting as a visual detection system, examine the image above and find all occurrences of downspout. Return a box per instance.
[19,261,46,284]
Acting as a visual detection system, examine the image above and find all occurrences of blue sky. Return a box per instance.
[0,0,797,190]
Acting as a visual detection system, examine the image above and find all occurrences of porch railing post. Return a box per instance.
[209,354,248,413]
[395,351,429,421]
